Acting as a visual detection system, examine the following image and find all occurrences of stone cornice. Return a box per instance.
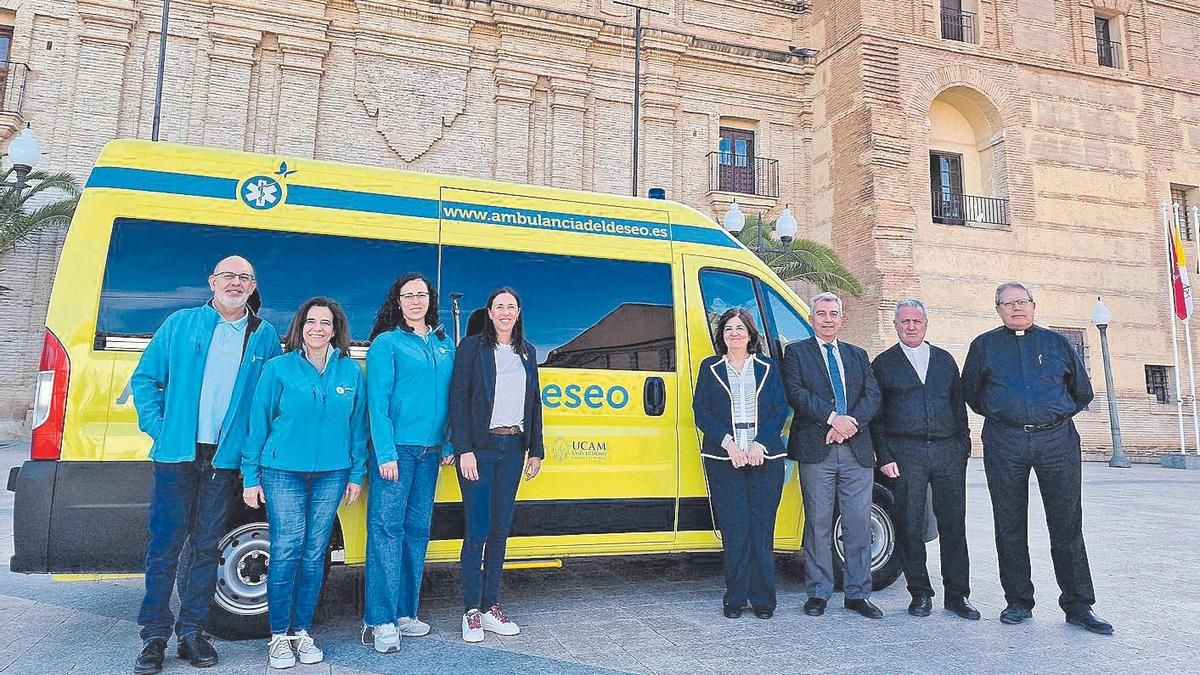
[494,68,539,103]
[208,23,262,63]
[77,0,136,46]
[278,34,330,73]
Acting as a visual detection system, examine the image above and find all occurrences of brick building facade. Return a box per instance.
[1,0,1199,455]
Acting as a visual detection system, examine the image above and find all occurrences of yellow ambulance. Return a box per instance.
[8,140,900,638]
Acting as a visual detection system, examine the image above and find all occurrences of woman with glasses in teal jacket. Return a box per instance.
[361,273,456,654]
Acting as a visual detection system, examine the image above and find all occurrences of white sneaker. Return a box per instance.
[267,634,295,670]
[364,622,400,654]
[481,604,520,636]
[462,610,485,643]
[398,616,431,637]
[293,630,323,665]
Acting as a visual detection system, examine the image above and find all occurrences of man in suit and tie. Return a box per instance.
[782,292,883,619]
[870,299,980,621]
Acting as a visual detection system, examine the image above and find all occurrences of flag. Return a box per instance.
[1169,217,1193,321]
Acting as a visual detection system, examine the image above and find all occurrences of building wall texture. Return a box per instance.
[1,0,1199,457]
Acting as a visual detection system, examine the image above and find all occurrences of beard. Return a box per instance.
[217,290,249,311]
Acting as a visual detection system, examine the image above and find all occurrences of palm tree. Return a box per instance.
[736,214,863,298]
[0,168,82,256]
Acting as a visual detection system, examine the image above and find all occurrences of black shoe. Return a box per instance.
[133,638,168,675]
[176,633,219,668]
[1066,608,1114,635]
[945,596,981,620]
[753,607,774,620]
[1000,603,1033,625]
[803,597,827,616]
[844,598,884,619]
[908,595,933,617]
[723,604,744,619]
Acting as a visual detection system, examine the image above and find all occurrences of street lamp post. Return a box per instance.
[614,1,667,198]
[721,199,800,261]
[4,123,43,190]
[1092,296,1131,468]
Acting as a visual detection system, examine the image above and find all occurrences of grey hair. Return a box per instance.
[994,281,1034,306]
[894,298,928,320]
[810,292,843,314]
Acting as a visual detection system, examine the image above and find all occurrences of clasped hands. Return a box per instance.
[722,437,766,468]
[825,414,859,445]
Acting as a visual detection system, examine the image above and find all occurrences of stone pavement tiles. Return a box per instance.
[0,443,1197,673]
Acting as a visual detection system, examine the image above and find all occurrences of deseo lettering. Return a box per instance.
[541,383,629,410]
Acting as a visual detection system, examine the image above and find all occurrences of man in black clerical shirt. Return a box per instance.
[871,299,978,621]
[962,281,1112,635]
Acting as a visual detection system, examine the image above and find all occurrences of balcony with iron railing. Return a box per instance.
[940,7,977,43]
[1097,39,1122,69]
[706,151,780,199]
[931,192,1010,227]
[0,62,30,136]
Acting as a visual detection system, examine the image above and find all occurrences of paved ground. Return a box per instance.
[1,441,1197,674]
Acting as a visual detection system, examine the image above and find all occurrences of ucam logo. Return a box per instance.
[541,383,630,410]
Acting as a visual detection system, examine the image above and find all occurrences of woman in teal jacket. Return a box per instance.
[361,273,456,654]
[241,297,367,669]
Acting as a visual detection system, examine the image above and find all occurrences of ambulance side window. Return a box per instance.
[96,218,438,344]
[761,283,813,359]
[441,245,675,372]
[697,269,766,351]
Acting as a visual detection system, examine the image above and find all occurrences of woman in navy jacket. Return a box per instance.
[692,308,789,620]
[449,287,543,643]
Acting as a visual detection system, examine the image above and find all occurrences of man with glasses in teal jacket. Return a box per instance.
[130,256,281,674]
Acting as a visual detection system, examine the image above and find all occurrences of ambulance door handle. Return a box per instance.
[643,376,666,416]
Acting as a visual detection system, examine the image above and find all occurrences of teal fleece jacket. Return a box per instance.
[242,348,369,488]
[366,326,455,464]
[131,303,281,469]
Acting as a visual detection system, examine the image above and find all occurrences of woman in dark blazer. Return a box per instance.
[449,287,544,643]
[693,308,789,619]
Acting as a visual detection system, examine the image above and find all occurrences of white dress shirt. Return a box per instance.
[899,341,931,384]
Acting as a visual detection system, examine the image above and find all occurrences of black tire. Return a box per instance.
[831,482,902,592]
[207,521,271,641]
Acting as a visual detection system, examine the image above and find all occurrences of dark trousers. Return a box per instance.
[703,458,785,611]
[458,436,525,612]
[138,443,236,641]
[982,423,1096,612]
[890,437,970,600]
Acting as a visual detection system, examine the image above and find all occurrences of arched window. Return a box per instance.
[928,87,1009,227]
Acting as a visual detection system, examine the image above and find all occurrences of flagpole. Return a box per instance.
[1165,202,1187,455]
[1178,202,1200,456]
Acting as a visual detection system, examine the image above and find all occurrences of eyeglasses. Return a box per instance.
[213,271,255,283]
[997,299,1033,310]
[399,292,430,301]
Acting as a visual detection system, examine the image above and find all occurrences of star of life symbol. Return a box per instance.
[241,176,282,210]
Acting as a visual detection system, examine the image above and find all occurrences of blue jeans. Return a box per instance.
[364,445,442,625]
[138,444,236,641]
[458,436,525,611]
[261,468,348,634]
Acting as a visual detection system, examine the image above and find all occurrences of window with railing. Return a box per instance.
[940,4,976,43]
[1146,365,1171,404]
[708,127,779,197]
[928,151,1010,226]
[1172,185,1195,241]
[1051,327,1090,376]
[1095,17,1123,69]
